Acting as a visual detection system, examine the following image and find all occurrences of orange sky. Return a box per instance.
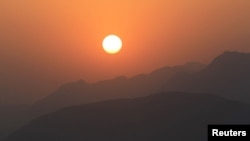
[1,0,250,103]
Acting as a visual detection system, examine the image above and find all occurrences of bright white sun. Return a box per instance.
[102,35,122,54]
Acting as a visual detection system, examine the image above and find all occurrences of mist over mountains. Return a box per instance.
[1,51,250,141]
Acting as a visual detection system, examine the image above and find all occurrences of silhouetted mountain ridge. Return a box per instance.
[32,62,205,115]
[165,51,250,102]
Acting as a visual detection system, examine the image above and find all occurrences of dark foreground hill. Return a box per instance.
[6,92,250,141]
[0,105,30,141]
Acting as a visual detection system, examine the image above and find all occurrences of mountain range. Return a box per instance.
[32,51,250,117]
[0,52,250,141]
[0,62,204,140]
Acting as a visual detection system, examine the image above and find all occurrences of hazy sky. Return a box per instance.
[1,0,250,103]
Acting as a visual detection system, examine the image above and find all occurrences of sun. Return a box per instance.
[102,35,122,54]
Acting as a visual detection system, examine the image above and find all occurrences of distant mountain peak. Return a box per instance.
[205,51,250,72]
[214,51,250,62]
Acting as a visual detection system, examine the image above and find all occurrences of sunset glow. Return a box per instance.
[0,0,250,104]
